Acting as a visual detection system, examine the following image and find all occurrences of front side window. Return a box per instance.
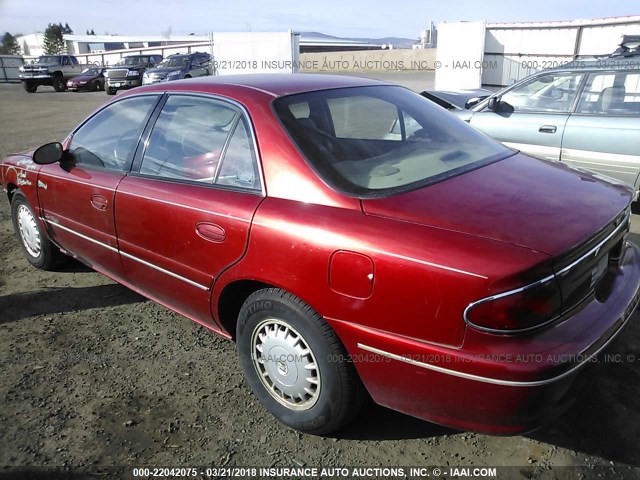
[140,95,259,190]
[576,71,640,115]
[275,85,512,197]
[68,95,158,171]
[499,73,583,113]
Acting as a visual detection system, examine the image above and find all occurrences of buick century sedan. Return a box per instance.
[2,74,639,435]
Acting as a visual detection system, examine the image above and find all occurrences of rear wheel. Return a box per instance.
[52,75,66,92]
[237,288,365,435]
[22,81,37,93]
[11,192,67,270]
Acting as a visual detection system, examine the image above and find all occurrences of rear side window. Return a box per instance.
[576,71,640,115]
[216,119,260,190]
[140,95,260,190]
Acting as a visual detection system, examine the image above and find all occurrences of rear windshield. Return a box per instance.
[274,85,513,197]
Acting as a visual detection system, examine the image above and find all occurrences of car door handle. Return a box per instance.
[539,125,557,133]
[90,195,108,211]
[195,222,226,243]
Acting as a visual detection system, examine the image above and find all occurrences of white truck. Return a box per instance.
[19,55,85,93]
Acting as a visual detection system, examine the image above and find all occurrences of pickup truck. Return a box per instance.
[103,54,163,95]
[19,55,85,93]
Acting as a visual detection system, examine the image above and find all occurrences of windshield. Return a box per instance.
[274,85,513,197]
[35,56,59,64]
[116,56,148,67]
[158,56,190,68]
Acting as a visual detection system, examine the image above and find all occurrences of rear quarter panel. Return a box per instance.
[213,196,553,348]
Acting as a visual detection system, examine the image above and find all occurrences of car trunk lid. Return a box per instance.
[362,153,631,257]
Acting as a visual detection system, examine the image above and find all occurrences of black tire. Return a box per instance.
[106,86,117,95]
[237,288,365,435]
[22,81,37,93]
[11,192,67,270]
[52,75,66,92]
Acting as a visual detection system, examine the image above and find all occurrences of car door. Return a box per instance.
[37,94,161,278]
[561,70,640,190]
[114,93,264,325]
[468,72,584,161]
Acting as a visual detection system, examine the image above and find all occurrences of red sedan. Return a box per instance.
[2,74,639,435]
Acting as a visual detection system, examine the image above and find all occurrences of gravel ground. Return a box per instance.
[0,82,639,480]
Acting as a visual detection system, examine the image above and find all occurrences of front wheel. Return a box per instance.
[11,192,67,270]
[22,81,37,93]
[52,76,66,92]
[237,288,365,435]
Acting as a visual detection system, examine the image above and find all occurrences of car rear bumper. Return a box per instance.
[329,241,640,435]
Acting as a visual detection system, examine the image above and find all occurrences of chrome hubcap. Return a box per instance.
[17,205,41,258]
[251,319,320,411]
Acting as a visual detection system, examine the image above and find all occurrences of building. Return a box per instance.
[16,32,379,58]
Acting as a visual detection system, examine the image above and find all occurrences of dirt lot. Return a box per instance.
[0,82,639,479]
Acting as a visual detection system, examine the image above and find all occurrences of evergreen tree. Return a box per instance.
[43,23,65,54]
[0,32,21,55]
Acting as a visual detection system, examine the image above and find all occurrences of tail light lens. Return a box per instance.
[464,278,562,333]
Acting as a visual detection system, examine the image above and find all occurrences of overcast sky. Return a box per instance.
[0,0,638,39]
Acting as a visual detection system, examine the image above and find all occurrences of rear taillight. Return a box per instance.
[464,278,562,333]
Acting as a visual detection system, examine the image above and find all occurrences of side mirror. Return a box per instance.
[487,97,500,112]
[465,96,488,109]
[33,142,64,165]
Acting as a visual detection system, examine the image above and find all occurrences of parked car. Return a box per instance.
[18,55,84,93]
[450,39,640,196]
[103,54,163,95]
[420,88,493,110]
[2,74,639,436]
[66,67,105,92]
[142,52,211,85]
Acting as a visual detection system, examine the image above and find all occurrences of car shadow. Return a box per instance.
[336,309,640,461]
[0,283,144,324]
[0,468,118,480]
[55,257,94,273]
[528,311,640,465]
[336,400,457,440]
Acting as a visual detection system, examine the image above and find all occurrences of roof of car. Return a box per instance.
[167,73,391,97]
[168,52,207,57]
[545,52,640,73]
